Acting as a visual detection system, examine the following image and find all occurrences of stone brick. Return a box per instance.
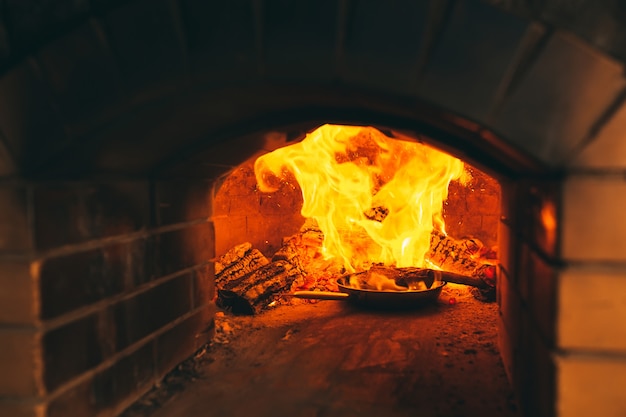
[0,184,31,252]
[0,58,68,171]
[527,250,557,345]
[444,167,501,248]
[244,212,304,255]
[192,263,215,309]
[556,354,626,417]
[418,0,528,122]
[155,222,214,277]
[113,274,193,351]
[4,0,90,51]
[91,341,155,412]
[43,312,109,392]
[445,211,483,239]
[0,260,37,324]
[497,314,515,386]
[217,190,261,216]
[214,163,260,213]
[155,304,214,379]
[480,214,500,243]
[159,160,233,182]
[572,97,626,169]
[186,134,264,171]
[36,21,122,125]
[517,313,555,417]
[0,401,44,417]
[38,247,126,319]
[498,270,522,350]
[263,0,337,80]
[213,215,249,257]
[494,31,625,164]
[558,267,626,351]
[101,0,184,93]
[46,374,94,417]
[102,236,157,290]
[343,0,428,91]
[0,328,42,396]
[155,180,213,226]
[562,174,626,261]
[497,221,516,281]
[517,243,531,302]
[257,186,303,216]
[47,342,154,417]
[178,0,257,79]
[33,181,150,250]
[499,177,518,229]
[516,179,560,260]
[537,0,626,64]
[0,130,16,177]
[0,18,10,68]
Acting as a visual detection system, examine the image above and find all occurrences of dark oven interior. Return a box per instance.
[2,1,626,417]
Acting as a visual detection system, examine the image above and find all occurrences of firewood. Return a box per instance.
[364,206,389,222]
[215,242,253,274]
[215,243,270,288]
[217,260,302,314]
[426,230,494,279]
[425,232,497,301]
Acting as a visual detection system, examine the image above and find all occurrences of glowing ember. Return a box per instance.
[254,124,466,272]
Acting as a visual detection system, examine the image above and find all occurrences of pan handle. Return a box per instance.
[290,290,350,300]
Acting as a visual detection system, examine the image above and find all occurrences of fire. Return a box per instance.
[254,124,465,272]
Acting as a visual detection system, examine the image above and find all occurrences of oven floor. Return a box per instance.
[125,288,521,417]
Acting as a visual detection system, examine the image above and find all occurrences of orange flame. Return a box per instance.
[254,124,465,272]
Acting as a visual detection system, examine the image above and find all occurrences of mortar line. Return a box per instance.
[39,305,213,404]
[36,262,212,332]
[33,218,211,261]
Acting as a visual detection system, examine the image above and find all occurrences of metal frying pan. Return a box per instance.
[291,272,446,309]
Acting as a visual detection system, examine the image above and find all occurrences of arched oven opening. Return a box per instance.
[139,115,551,417]
[203,123,513,416]
[213,124,502,314]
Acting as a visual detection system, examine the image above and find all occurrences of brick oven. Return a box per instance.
[1,1,626,417]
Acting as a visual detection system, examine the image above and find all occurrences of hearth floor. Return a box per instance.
[124,287,521,417]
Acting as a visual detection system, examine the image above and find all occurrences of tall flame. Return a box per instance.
[254,124,465,272]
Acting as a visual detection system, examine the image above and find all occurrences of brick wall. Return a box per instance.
[497,177,560,417]
[556,118,626,417]
[0,179,216,417]
[213,156,304,257]
[1,1,626,417]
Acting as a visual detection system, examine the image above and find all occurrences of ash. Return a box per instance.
[124,294,521,417]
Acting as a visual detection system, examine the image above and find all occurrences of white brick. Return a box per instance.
[558,267,626,351]
[572,100,626,169]
[556,354,626,417]
[562,175,626,261]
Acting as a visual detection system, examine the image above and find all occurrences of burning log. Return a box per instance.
[426,231,497,300]
[427,230,494,277]
[363,206,389,222]
[215,223,498,313]
[215,242,270,288]
[218,260,302,315]
[273,219,344,293]
[215,241,308,314]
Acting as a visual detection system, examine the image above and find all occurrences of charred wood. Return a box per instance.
[427,231,496,280]
[364,206,389,222]
[215,242,270,288]
[217,260,302,315]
